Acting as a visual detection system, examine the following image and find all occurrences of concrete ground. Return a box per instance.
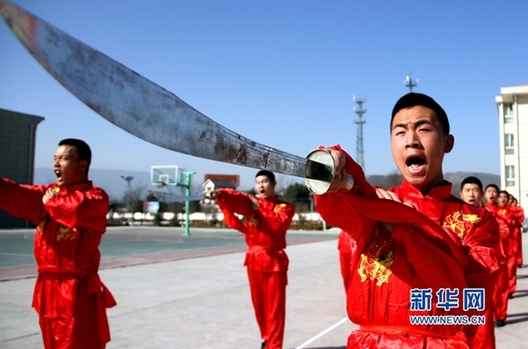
[0,227,527,348]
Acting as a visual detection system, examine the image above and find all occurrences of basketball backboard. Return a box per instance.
[150,165,180,187]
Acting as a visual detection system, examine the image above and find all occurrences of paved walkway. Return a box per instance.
[0,227,527,348]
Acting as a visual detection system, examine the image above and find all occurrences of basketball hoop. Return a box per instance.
[154,181,167,188]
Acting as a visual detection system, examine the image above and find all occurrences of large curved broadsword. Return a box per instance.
[0,0,333,184]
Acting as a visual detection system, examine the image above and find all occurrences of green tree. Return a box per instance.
[282,182,312,213]
[123,182,148,212]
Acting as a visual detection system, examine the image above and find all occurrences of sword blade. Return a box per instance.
[1,0,314,178]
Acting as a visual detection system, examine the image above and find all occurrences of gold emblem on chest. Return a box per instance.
[443,211,481,238]
[56,225,78,241]
[357,226,394,286]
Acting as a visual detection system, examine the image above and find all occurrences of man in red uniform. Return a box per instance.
[497,192,518,296]
[0,138,116,349]
[501,193,519,296]
[483,185,511,328]
[314,93,500,348]
[459,176,497,348]
[509,197,524,268]
[210,170,295,349]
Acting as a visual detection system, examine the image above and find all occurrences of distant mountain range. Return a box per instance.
[34,168,500,202]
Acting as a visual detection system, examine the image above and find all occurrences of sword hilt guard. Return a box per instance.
[304,149,354,194]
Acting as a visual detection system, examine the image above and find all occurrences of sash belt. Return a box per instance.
[38,265,116,307]
[358,326,468,348]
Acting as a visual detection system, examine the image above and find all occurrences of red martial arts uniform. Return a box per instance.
[509,205,524,268]
[505,206,520,295]
[388,183,500,349]
[216,189,295,349]
[485,203,515,321]
[314,146,500,349]
[0,179,116,349]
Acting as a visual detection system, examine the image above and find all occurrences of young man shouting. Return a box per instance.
[0,138,116,349]
[314,93,501,349]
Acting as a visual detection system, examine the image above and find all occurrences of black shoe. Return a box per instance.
[261,341,266,349]
[495,320,506,327]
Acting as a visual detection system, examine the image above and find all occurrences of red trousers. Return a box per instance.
[469,302,496,349]
[493,261,509,321]
[247,268,287,349]
[38,290,103,349]
[516,228,523,267]
[507,248,518,295]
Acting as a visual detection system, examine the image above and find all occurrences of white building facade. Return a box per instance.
[495,85,528,213]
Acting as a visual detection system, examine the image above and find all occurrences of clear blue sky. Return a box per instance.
[2,0,527,190]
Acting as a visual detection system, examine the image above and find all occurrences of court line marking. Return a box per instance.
[295,316,349,349]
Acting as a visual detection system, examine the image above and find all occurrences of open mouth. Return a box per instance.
[405,156,425,170]
[54,170,62,180]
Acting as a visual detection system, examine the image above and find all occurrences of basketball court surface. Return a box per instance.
[1,227,527,348]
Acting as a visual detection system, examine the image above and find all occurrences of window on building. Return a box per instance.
[505,165,515,187]
[504,103,514,123]
[505,134,515,155]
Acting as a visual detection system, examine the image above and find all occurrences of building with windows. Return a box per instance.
[495,85,528,213]
[0,108,45,228]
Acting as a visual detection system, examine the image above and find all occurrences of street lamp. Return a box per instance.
[121,175,134,188]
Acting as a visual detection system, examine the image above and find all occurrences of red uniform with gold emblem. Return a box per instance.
[315,146,500,349]
[0,178,116,349]
[485,202,515,322]
[216,188,295,349]
[390,183,500,349]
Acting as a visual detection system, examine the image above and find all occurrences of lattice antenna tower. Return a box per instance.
[353,95,367,169]
[404,70,419,92]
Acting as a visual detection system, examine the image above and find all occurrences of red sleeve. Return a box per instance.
[257,201,295,233]
[461,209,502,289]
[44,187,109,232]
[216,188,253,234]
[511,206,525,226]
[0,178,46,224]
[391,223,467,291]
[314,145,378,246]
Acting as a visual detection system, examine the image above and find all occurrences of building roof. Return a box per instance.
[203,179,237,189]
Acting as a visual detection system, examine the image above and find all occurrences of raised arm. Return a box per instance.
[0,178,46,224]
[314,145,379,245]
[214,188,253,234]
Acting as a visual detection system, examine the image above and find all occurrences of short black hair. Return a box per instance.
[255,169,275,183]
[391,92,450,135]
[460,176,483,191]
[58,138,91,175]
[484,184,499,192]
